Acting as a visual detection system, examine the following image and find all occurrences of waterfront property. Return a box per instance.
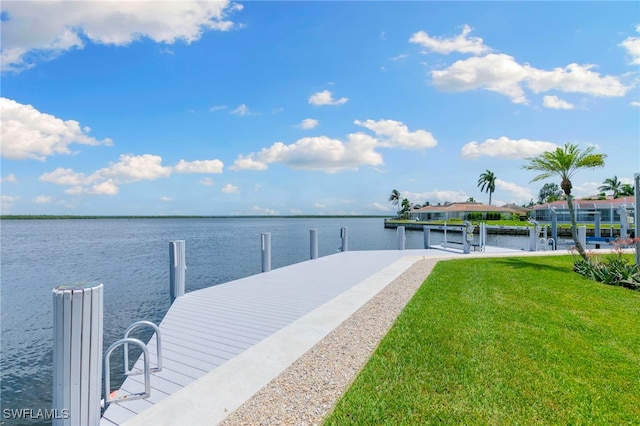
[408,202,522,222]
[531,196,635,224]
[531,196,636,238]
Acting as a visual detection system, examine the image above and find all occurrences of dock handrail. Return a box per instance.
[123,320,163,375]
[102,338,150,407]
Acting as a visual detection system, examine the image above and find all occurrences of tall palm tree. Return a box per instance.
[523,143,606,260]
[388,189,401,217]
[477,170,496,205]
[599,176,622,198]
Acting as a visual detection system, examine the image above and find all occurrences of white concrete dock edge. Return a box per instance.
[123,255,424,426]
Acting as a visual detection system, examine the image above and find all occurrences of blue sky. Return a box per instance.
[1,1,639,216]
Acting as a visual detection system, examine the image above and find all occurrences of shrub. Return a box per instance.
[467,212,483,221]
[573,238,640,290]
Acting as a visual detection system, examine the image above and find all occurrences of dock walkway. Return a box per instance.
[101,247,522,425]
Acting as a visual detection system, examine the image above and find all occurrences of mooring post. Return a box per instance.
[594,211,601,238]
[462,221,473,254]
[169,240,186,302]
[53,282,103,426]
[423,225,431,249]
[528,220,540,251]
[309,229,318,259]
[550,208,558,247]
[618,205,629,239]
[443,222,447,249]
[261,232,272,272]
[578,226,587,249]
[340,227,349,252]
[397,226,406,250]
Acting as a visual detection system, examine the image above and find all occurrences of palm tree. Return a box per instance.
[620,183,634,197]
[388,189,400,217]
[477,170,496,205]
[522,143,606,260]
[399,198,411,219]
[599,176,622,198]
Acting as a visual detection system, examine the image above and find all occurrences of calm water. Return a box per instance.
[0,218,529,424]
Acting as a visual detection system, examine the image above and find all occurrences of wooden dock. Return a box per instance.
[100,247,523,425]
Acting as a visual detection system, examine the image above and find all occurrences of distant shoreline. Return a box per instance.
[0,215,390,220]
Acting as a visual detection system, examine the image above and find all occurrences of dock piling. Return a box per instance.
[169,240,186,302]
[578,226,587,249]
[340,227,349,252]
[53,282,103,426]
[423,226,430,249]
[397,226,406,250]
[261,233,272,272]
[310,229,318,259]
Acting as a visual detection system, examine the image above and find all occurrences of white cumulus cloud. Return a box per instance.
[174,159,224,174]
[461,137,559,159]
[409,24,490,55]
[1,1,243,72]
[619,25,640,65]
[354,119,437,150]
[370,202,392,212]
[298,118,319,129]
[232,119,437,173]
[33,195,55,204]
[39,154,224,196]
[430,48,629,104]
[543,95,575,110]
[1,195,19,213]
[308,90,348,106]
[526,63,628,97]
[0,174,17,183]
[222,183,239,194]
[432,53,530,104]
[495,179,534,203]
[250,206,279,215]
[232,134,382,173]
[0,97,113,161]
[403,190,470,204]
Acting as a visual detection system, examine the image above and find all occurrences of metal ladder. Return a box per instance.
[101,321,163,408]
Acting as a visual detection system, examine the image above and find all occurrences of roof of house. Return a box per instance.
[531,196,635,210]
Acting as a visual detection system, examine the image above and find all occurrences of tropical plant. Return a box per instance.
[399,198,411,219]
[477,170,496,205]
[388,189,400,217]
[598,176,622,198]
[573,238,640,290]
[620,183,634,197]
[537,182,563,204]
[522,143,606,261]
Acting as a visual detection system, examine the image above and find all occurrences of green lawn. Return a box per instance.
[325,256,640,425]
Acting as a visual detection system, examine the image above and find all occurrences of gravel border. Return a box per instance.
[220,258,439,426]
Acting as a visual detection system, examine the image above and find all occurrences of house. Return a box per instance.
[408,202,520,221]
[530,196,636,226]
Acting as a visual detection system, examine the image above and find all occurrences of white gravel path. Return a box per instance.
[219,258,439,426]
